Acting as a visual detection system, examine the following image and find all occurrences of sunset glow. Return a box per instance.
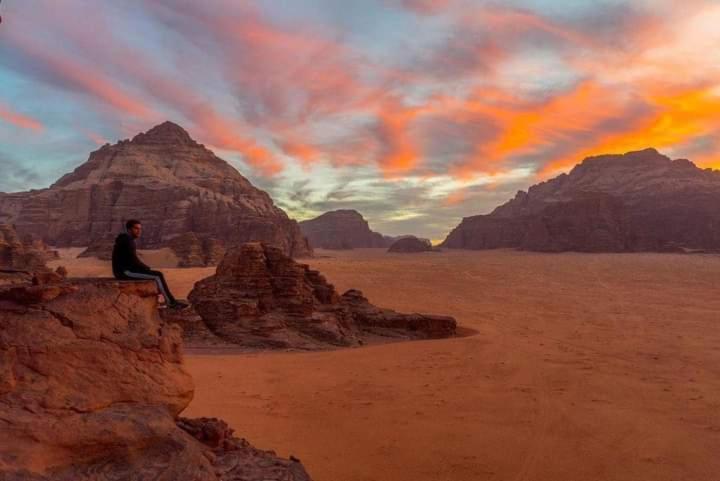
[1,0,718,238]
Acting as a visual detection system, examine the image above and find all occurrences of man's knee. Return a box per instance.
[146,269,163,278]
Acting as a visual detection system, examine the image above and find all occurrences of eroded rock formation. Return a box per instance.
[0,277,312,480]
[0,121,311,258]
[299,210,390,249]
[442,149,720,252]
[0,224,48,272]
[187,242,456,350]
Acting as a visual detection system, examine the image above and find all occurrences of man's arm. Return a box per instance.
[130,244,151,272]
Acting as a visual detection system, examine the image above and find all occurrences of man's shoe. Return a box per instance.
[168,300,189,309]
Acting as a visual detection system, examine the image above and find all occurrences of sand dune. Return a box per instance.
[53,248,720,481]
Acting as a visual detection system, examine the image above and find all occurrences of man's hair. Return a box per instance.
[125,219,141,230]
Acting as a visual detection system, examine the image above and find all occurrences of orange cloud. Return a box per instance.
[0,102,43,131]
[443,188,465,206]
[443,81,633,177]
[540,87,720,175]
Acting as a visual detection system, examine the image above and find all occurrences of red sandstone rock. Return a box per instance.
[0,224,48,272]
[22,234,60,262]
[442,149,720,252]
[0,121,311,258]
[0,278,312,480]
[187,242,456,349]
[299,210,391,249]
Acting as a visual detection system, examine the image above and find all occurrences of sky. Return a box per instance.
[1,0,720,241]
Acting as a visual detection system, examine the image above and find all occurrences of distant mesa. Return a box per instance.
[179,242,456,350]
[0,121,311,259]
[387,235,438,253]
[441,148,720,253]
[299,209,392,249]
[0,275,313,480]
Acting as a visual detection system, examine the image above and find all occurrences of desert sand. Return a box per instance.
[51,248,720,481]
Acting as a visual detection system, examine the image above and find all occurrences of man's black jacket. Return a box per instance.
[112,232,151,278]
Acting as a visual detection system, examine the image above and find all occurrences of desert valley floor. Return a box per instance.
[51,248,720,481]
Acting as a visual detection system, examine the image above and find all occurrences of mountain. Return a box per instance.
[299,209,391,249]
[441,148,720,252]
[0,121,311,257]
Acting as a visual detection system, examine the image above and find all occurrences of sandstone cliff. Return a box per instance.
[0,121,311,257]
[299,210,390,249]
[186,242,456,350]
[442,149,720,252]
[0,277,312,480]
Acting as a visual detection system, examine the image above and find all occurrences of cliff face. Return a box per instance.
[299,210,390,249]
[0,121,311,257]
[442,149,720,252]
[0,277,312,480]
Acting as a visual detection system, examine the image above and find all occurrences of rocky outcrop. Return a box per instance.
[187,242,456,350]
[21,235,59,262]
[169,232,226,267]
[0,277,312,480]
[0,224,48,272]
[387,236,436,253]
[299,210,390,249]
[442,149,720,252]
[0,121,311,258]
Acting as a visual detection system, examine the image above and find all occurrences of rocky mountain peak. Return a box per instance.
[569,148,670,177]
[0,123,312,257]
[130,120,196,146]
[443,148,720,252]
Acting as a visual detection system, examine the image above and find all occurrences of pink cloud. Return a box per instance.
[0,102,44,132]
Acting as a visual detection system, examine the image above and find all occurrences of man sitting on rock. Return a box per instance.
[112,219,188,309]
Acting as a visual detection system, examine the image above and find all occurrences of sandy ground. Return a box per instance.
[53,248,720,481]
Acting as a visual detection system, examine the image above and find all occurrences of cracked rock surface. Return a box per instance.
[0,278,312,481]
